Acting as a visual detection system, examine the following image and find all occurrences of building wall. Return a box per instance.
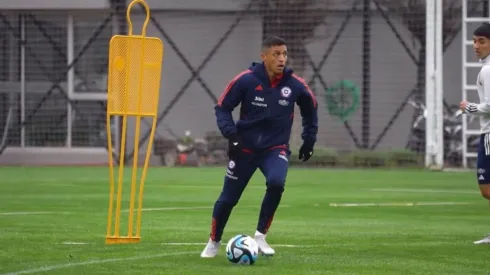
[0,0,470,164]
[299,11,466,151]
[0,0,252,11]
[123,10,263,153]
[129,0,251,11]
[0,0,109,10]
[127,10,466,153]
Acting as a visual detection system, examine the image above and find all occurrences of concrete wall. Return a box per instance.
[0,0,252,11]
[303,11,465,151]
[123,10,263,154]
[129,0,251,11]
[131,10,466,153]
[0,0,109,10]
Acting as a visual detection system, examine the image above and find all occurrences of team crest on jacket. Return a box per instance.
[281,86,292,98]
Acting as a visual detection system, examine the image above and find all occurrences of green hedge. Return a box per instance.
[289,147,424,168]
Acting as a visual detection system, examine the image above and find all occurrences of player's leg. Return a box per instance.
[474,133,490,244]
[211,159,257,242]
[254,148,290,255]
[201,157,257,257]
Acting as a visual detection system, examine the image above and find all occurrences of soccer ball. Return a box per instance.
[225,234,259,265]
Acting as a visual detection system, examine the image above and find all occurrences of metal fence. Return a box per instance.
[0,0,483,166]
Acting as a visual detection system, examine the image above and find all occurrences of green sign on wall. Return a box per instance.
[324,80,360,122]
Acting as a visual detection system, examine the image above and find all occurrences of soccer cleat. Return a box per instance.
[254,231,275,256]
[474,234,490,244]
[200,238,221,258]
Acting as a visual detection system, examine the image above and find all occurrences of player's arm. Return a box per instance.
[296,78,319,145]
[214,75,244,139]
[464,67,490,115]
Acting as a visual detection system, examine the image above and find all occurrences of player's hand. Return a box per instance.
[227,134,243,160]
[299,142,314,162]
[460,101,468,112]
[461,101,478,113]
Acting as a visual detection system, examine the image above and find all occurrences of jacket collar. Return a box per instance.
[479,53,490,64]
[248,62,293,86]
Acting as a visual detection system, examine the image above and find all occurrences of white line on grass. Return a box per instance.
[161,240,467,248]
[1,207,229,216]
[370,188,479,194]
[442,167,472,172]
[161,242,308,248]
[0,251,194,275]
[61,242,90,245]
[2,205,290,217]
[122,205,291,212]
[163,184,265,190]
[60,240,303,247]
[10,179,266,190]
[121,206,214,212]
[329,202,474,207]
[0,211,72,216]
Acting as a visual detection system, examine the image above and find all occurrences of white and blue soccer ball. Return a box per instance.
[225,234,259,265]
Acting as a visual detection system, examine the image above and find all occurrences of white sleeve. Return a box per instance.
[466,66,490,114]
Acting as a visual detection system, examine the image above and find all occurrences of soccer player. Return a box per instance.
[200,36,318,257]
[461,22,490,244]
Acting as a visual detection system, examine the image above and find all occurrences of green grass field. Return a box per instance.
[1,166,489,274]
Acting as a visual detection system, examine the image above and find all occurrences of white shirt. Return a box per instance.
[466,55,490,134]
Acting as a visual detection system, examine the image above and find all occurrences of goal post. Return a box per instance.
[425,0,444,170]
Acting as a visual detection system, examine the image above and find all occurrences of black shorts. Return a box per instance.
[477,133,490,184]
